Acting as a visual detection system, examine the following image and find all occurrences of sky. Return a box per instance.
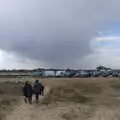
[0,0,120,69]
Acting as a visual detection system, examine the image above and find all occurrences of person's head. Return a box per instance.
[35,80,39,84]
[25,81,29,86]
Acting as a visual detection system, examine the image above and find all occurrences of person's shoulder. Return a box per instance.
[29,84,32,87]
[23,86,26,89]
[23,85,26,87]
[39,82,42,85]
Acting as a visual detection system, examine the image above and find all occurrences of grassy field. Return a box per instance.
[0,81,22,120]
[43,78,120,120]
[1,77,120,120]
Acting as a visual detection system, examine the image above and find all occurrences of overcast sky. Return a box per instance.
[0,0,120,69]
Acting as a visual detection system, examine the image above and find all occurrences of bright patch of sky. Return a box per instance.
[99,22,120,37]
[0,49,48,69]
[83,22,120,69]
[91,22,120,51]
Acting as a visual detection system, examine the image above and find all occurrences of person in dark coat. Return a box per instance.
[33,80,44,104]
[23,81,33,104]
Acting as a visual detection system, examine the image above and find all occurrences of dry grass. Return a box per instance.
[0,82,22,120]
[42,83,97,104]
[42,78,120,120]
[0,77,120,120]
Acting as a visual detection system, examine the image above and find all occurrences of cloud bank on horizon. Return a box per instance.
[0,0,120,69]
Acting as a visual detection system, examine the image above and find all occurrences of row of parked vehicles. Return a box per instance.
[55,69,120,78]
[32,66,120,78]
[54,70,120,78]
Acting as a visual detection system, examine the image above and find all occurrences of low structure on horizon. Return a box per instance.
[0,66,119,78]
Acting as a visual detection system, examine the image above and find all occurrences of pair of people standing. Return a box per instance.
[23,80,44,104]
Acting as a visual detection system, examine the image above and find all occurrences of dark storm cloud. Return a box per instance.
[0,0,120,68]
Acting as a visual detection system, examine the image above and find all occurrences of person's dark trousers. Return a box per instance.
[40,87,44,96]
[24,96,32,104]
[24,97,27,103]
[41,91,44,96]
[28,97,32,104]
[35,93,39,104]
